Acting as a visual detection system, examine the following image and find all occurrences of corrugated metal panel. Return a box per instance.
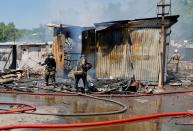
[130,29,160,81]
[96,28,161,82]
[82,29,96,68]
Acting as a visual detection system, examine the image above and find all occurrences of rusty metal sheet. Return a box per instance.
[96,29,161,82]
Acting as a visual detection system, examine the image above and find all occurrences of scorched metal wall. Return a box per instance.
[96,28,161,81]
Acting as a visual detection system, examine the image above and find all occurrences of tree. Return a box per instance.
[0,22,22,42]
[5,22,15,41]
[0,22,6,42]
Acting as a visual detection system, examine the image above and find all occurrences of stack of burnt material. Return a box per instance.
[93,77,156,94]
[0,70,23,84]
[94,78,142,94]
[94,79,124,92]
[21,66,43,79]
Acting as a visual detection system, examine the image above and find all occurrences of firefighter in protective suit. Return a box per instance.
[73,55,92,93]
[40,54,56,86]
[169,49,180,73]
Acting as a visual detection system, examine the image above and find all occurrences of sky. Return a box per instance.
[0,0,159,29]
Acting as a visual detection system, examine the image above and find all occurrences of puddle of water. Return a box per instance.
[0,93,193,131]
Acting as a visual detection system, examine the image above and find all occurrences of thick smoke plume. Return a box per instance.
[48,0,156,26]
[47,0,193,40]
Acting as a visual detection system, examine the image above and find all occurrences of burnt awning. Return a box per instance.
[94,15,179,31]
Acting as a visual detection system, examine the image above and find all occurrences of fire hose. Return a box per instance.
[0,90,193,130]
[1,89,193,97]
[0,111,192,130]
[25,93,128,117]
[0,102,36,114]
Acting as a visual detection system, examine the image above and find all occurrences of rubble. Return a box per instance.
[0,69,23,84]
[0,64,193,95]
[169,82,182,86]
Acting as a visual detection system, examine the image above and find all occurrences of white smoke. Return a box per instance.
[47,0,156,26]
[171,0,193,40]
[47,0,193,40]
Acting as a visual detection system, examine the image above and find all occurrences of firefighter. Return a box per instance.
[40,53,56,86]
[73,55,92,93]
[169,49,180,73]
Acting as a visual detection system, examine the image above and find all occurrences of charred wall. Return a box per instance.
[52,26,82,76]
[82,16,178,81]
[82,29,96,68]
[96,28,161,81]
[52,33,65,71]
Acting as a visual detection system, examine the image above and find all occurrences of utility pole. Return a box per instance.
[157,0,171,87]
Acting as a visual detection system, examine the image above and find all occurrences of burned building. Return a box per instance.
[82,27,96,66]
[0,42,51,74]
[17,42,52,74]
[49,24,82,76]
[0,42,15,70]
[82,16,179,82]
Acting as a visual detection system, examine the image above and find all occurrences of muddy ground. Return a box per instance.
[0,85,193,131]
[0,67,193,131]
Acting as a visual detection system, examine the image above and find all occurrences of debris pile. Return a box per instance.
[0,70,23,84]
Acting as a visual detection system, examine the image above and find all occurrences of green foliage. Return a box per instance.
[0,22,6,42]
[0,22,52,43]
[189,0,193,15]
[0,22,22,42]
